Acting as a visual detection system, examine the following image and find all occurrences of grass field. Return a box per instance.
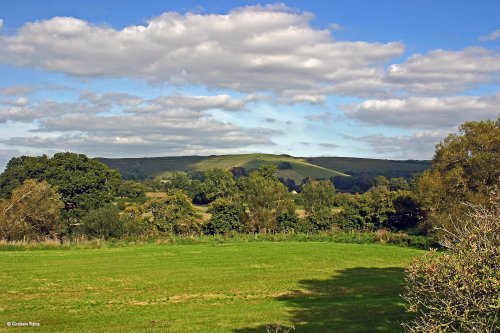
[0,242,424,332]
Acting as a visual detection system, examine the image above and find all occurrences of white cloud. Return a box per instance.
[0,19,3,30]
[385,48,500,94]
[0,6,403,100]
[342,94,500,128]
[0,92,277,157]
[480,29,500,41]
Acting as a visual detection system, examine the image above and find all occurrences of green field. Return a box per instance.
[0,242,424,332]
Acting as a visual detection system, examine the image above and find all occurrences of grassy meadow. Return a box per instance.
[0,242,424,332]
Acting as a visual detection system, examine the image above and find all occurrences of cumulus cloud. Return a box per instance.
[480,29,500,41]
[0,92,277,156]
[0,5,403,101]
[385,48,500,94]
[342,94,500,129]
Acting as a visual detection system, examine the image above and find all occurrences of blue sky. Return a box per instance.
[0,1,498,170]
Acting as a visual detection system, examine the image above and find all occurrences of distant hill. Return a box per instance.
[98,154,430,184]
[98,154,348,184]
[305,157,430,179]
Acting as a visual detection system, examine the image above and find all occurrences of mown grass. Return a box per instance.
[0,242,424,332]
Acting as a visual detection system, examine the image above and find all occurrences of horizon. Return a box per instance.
[0,0,498,171]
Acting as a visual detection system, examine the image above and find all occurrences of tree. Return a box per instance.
[202,169,237,202]
[125,190,202,235]
[403,186,499,332]
[0,179,64,241]
[418,118,500,235]
[116,180,146,200]
[301,180,336,230]
[0,152,122,221]
[80,205,123,239]
[203,198,245,235]
[238,166,295,233]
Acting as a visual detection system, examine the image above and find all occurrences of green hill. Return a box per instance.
[98,154,430,184]
[98,154,348,183]
[305,157,430,178]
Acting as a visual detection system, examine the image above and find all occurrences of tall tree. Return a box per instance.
[418,118,500,234]
[301,180,336,230]
[238,166,295,233]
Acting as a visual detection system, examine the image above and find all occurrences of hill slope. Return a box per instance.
[98,154,348,183]
[98,154,430,183]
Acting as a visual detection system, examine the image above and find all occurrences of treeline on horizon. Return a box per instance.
[0,118,498,248]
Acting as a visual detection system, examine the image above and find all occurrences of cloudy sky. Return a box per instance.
[0,0,499,170]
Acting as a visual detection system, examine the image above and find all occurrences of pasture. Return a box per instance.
[0,242,424,332]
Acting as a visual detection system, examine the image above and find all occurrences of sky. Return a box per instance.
[0,0,499,170]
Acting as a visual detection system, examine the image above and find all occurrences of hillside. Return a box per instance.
[99,154,348,184]
[98,154,430,184]
[305,157,430,178]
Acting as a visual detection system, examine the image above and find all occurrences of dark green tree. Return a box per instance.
[0,152,122,221]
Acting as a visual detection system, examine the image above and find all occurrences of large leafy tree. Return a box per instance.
[418,118,500,234]
[202,168,237,202]
[0,152,122,220]
[238,166,295,233]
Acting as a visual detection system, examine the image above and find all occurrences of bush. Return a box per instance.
[125,190,203,236]
[0,179,64,241]
[402,186,499,332]
[80,205,123,239]
[203,198,244,235]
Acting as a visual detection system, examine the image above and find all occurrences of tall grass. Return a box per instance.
[0,230,435,251]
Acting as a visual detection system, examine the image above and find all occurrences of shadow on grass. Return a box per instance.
[235,267,408,333]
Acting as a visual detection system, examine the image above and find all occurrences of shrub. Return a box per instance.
[276,211,302,232]
[0,179,64,241]
[80,205,123,239]
[125,190,202,236]
[203,198,245,235]
[402,186,499,332]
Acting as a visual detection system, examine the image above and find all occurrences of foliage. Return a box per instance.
[80,204,123,239]
[301,180,336,230]
[203,197,245,235]
[238,166,295,233]
[403,187,500,332]
[202,168,237,202]
[388,192,425,231]
[125,189,202,235]
[0,179,64,241]
[418,118,500,235]
[277,161,293,170]
[115,180,146,200]
[0,152,122,221]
